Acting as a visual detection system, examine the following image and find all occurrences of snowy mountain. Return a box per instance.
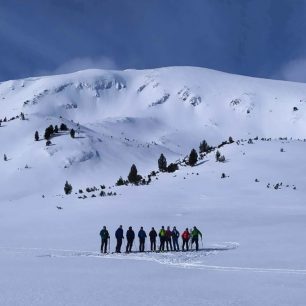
[1,67,306,306]
[1,66,306,199]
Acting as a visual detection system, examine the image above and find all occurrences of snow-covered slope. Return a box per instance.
[1,66,306,199]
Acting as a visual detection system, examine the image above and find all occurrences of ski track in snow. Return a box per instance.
[2,243,306,275]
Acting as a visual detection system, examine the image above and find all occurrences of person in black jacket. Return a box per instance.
[172,226,180,251]
[149,227,157,251]
[126,226,135,253]
[138,226,147,252]
[115,225,124,253]
[100,226,110,253]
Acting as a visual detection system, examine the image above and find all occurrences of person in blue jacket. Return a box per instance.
[138,226,147,252]
[172,226,180,251]
[115,225,124,253]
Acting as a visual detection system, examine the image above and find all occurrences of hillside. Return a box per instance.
[1,66,306,200]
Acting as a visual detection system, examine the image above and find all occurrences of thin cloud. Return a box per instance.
[52,56,118,74]
[277,58,306,83]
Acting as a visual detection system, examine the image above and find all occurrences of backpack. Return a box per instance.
[100,229,109,240]
[173,229,179,238]
[182,231,189,240]
[165,230,172,238]
[159,229,165,237]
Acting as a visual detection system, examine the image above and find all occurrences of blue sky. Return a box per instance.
[1,0,306,82]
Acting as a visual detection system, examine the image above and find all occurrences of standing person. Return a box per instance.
[149,227,157,251]
[165,226,173,251]
[126,226,135,253]
[172,226,180,251]
[99,226,110,254]
[191,226,203,251]
[182,228,190,251]
[159,226,166,252]
[115,225,124,253]
[138,226,147,252]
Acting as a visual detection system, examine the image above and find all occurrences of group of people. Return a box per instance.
[99,225,202,254]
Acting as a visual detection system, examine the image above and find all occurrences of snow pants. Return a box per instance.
[116,238,123,253]
[192,237,199,251]
[159,237,165,251]
[182,239,189,251]
[126,239,134,253]
[165,238,173,251]
[150,239,156,251]
[139,238,145,252]
[172,237,179,251]
[101,238,108,253]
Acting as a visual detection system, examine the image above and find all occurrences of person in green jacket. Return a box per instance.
[100,226,110,253]
[159,226,166,251]
[191,226,202,251]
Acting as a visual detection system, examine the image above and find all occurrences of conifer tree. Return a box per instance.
[44,128,51,140]
[158,153,167,171]
[60,123,68,131]
[215,150,221,161]
[35,131,39,141]
[116,177,125,186]
[188,148,198,166]
[64,181,72,195]
[54,125,59,133]
[128,164,142,184]
[199,140,210,153]
[4,154,7,161]
[48,125,54,134]
[70,128,75,138]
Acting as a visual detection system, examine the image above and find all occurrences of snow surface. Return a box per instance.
[0,67,306,305]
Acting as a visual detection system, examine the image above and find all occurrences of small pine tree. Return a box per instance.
[4,154,7,161]
[158,153,167,171]
[35,131,39,141]
[44,125,54,140]
[228,136,234,143]
[128,164,142,184]
[54,125,59,133]
[64,181,72,195]
[70,129,75,138]
[44,128,51,140]
[20,112,25,120]
[60,123,68,131]
[188,148,198,166]
[116,177,125,186]
[48,125,54,134]
[215,150,221,161]
[199,140,210,153]
[167,163,178,173]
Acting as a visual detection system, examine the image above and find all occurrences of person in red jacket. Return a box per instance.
[182,228,190,251]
